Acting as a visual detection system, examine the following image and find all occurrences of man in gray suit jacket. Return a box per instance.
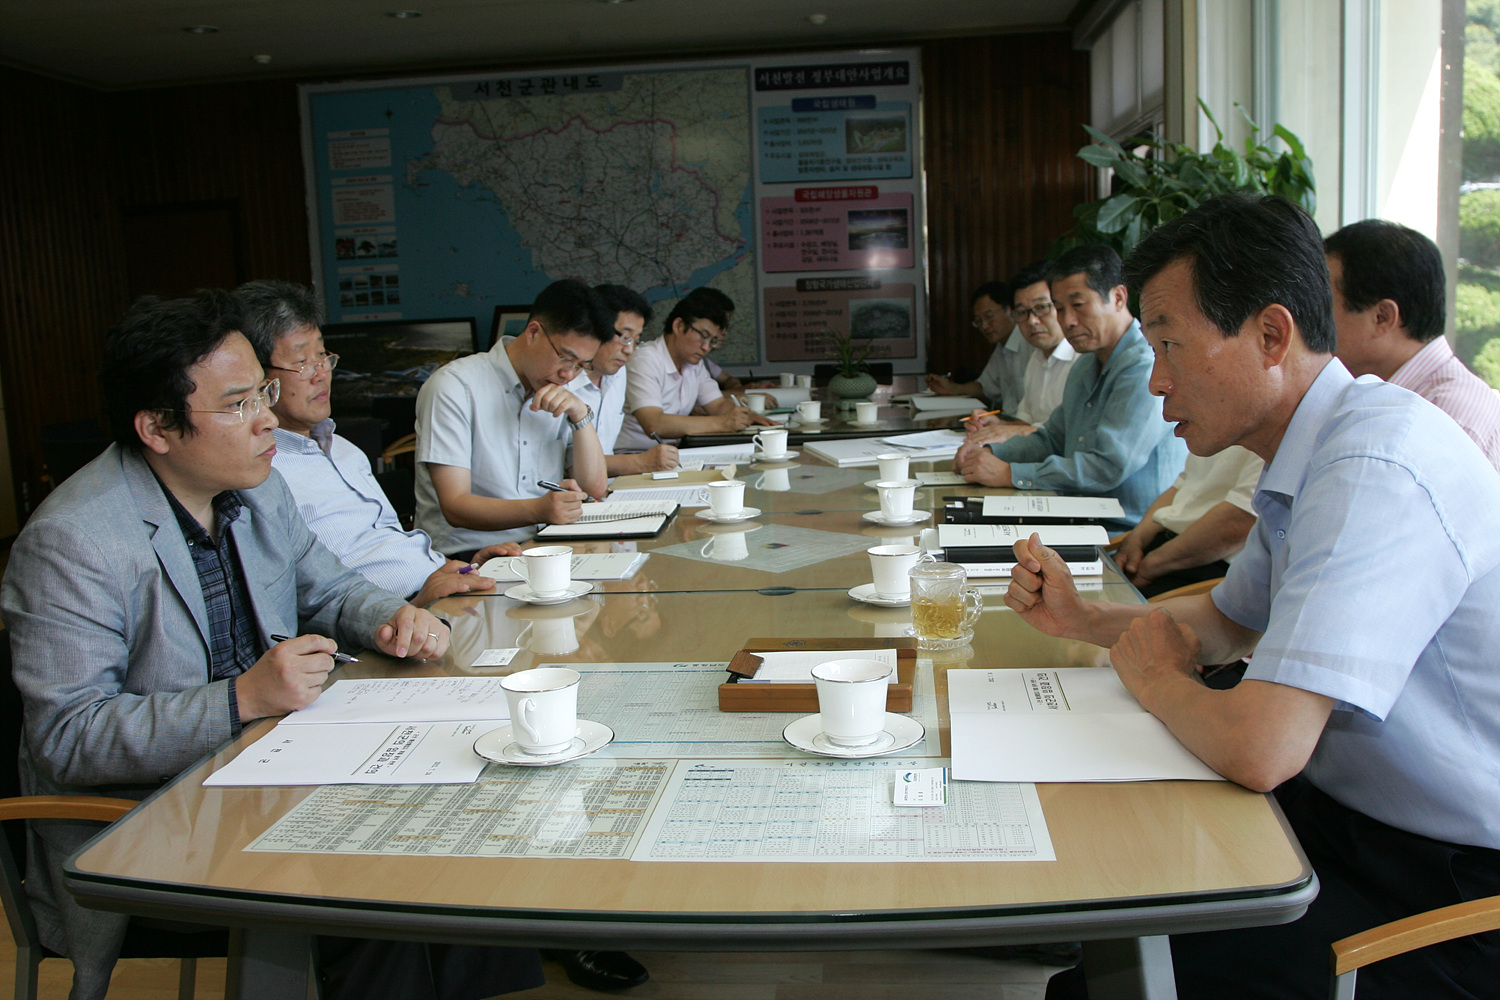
[1,292,531,1000]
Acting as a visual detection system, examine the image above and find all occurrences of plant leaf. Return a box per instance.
[1095,195,1141,234]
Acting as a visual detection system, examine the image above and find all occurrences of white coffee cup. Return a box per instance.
[500,666,580,755]
[796,400,822,422]
[700,530,751,561]
[874,479,919,519]
[779,372,796,387]
[867,543,934,600]
[795,374,813,389]
[876,452,910,481]
[757,467,791,491]
[508,545,573,599]
[744,393,767,414]
[701,479,746,516]
[753,427,789,459]
[855,401,879,423]
[812,658,893,747]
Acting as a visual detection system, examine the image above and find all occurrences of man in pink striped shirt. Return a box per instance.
[1325,220,1500,471]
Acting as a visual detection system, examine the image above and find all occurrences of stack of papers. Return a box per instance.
[936,522,1109,577]
[478,551,648,581]
[803,429,967,467]
[907,394,985,412]
[979,496,1126,523]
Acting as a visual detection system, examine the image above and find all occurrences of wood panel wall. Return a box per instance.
[0,33,1091,523]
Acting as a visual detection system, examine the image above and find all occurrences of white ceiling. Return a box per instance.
[0,0,1081,90]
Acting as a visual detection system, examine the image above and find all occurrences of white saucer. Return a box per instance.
[694,506,763,523]
[782,713,926,758]
[473,719,615,766]
[862,510,932,526]
[753,451,799,462]
[847,583,911,608]
[503,580,595,605]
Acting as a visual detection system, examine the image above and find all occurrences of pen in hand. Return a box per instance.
[962,409,1002,422]
[269,634,359,663]
[538,480,599,502]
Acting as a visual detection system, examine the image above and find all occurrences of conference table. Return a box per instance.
[64,451,1315,1000]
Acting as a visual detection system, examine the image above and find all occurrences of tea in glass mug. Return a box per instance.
[909,561,982,649]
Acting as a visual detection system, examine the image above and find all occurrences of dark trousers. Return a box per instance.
[318,937,545,1000]
[1135,530,1231,599]
[1048,777,1500,999]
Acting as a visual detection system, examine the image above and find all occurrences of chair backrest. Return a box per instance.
[0,625,43,950]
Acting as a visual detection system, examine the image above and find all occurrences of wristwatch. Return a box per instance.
[569,404,594,432]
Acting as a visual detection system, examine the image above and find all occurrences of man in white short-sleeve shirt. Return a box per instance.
[615,286,773,451]
[414,280,612,558]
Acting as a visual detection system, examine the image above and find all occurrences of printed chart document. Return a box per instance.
[633,757,1054,862]
[535,498,678,540]
[599,483,713,507]
[478,551,649,582]
[937,523,1108,577]
[204,720,499,786]
[948,668,1223,782]
[979,496,1126,522]
[279,676,511,725]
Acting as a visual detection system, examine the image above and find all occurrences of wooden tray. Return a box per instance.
[718,637,917,713]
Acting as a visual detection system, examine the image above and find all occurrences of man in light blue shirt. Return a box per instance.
[955,245,1186,526]
[1009,196,1500,999]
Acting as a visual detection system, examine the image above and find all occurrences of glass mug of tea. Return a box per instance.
[908,562,983,649]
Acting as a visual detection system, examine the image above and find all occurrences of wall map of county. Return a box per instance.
[307,68,757,361]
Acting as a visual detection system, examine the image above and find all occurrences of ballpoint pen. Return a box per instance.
[269,634,360,663]
[538,480,599,501]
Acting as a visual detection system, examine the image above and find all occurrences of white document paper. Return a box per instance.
[947,668,1223,782]
[478,551,649,581]
[204,720,498,786]
[937,523,1111,549]
[743,648,898,683]
[603,483,713,507]
[908,395,984,412]
[979,496,1126,521]
[280,676,510,725]
[882,429,968,450]
[677,444,757,465]
[803,435,960,467]
[916,471,968,486]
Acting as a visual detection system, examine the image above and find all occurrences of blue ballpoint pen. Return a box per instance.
[538,480,599,502]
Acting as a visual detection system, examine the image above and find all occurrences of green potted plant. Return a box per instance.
[825,328,879,400]
[1058,101,1316,255]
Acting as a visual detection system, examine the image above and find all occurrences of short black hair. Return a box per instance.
[969,281,1010,308]
[665,286,734,334]
[1049,245,1124,301]
[1123,193,1335,353]
[530,279,616,343]
[594,283,654,326]
[1008,261,1054,297]
[100,290,246,450]
[1324,220,1445,343]
[235,279,325,366]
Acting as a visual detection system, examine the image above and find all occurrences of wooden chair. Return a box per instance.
[377,432,417,473]
[1329,895,1500,998]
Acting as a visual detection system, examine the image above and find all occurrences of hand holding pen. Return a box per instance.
[536,479,591,523]
[235,633,347,721]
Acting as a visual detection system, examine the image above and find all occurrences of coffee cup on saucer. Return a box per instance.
[867,543,933,601]
[744,394,768,414]
[700,479,746,517]
[753,427,789,459]
[500,667,580,755]
[508,545,573,599]
[779,372,796,387]
[874,479,919,520]
[855,401,879,423]
[811,658,892,748]
[796,400,822,422]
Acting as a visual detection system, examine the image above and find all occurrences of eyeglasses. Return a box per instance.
[178,379,280,423]
[688,324,726,349]
[615,334,640,349]
[971,308,1008,329]
[1011,301,1057,322]
[542,328,594,374]
[268,352,339,379]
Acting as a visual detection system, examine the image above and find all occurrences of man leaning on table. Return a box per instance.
[1006,195,1500,999]
[954,244,1187,526]
[236,279,521,604]
[414,279,612,561]
[0,291,545,1000]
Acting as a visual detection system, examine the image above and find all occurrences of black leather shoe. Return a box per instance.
[552,950,650,991]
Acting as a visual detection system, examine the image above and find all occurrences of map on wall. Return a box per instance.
[302,51,922,371]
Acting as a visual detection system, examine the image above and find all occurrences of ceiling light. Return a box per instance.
[386,10,423,18]
[183,25,219,34]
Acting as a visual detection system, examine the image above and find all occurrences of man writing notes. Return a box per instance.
[569,283,680,475]
[1324,219,1500,471]
[926,280,1027,409]
[236,280,520,605]
[614,286,774,451]
[0,292,538,1000]
[1008,196,1500,1000]
[963,260,1079,445]
[415,279,612,561]
[954,245,1186,526]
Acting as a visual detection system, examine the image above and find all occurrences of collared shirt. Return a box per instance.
[617,336,721,451]
[160,483,256,729]
[1151,446,1263,540]
[1215,359,1500,849]
[992,320,1187,525]
[1013,337,1078,426]
[976,327,1028,411]
[568,367,628,456]
[272,420,446,599]
[414,337,575,553]
[1387,335,1500,472]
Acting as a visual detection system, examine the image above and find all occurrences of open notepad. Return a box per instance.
[534,498,680,540]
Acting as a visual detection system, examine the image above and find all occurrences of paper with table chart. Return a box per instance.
[634,758,1054,862]
[279,676,510,725]
[947,668,1223,782]
[245,758,675,858]
[477,551,649,582]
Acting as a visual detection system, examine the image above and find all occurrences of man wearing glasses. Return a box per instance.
[1,291,482,1000]
[236,280,522,605]
[615,286,775,452]
[414,279,614,560]
[568,283,680,476]
[926,280,1028,410]
[963,260,1078,446]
